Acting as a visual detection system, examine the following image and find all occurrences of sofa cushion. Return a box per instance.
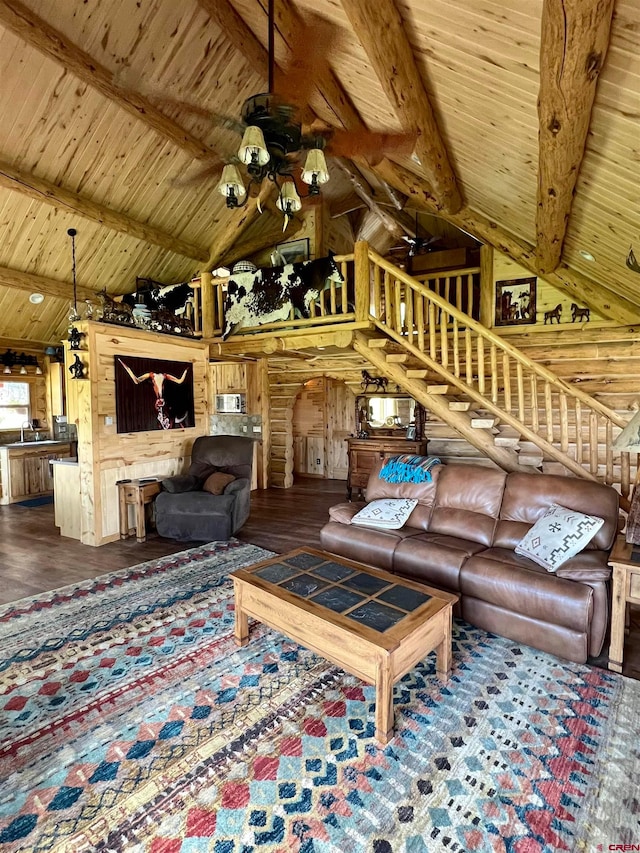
[427,465,507,546]
[393,533,486,593]
[162,474,199,493]
[494,472,619,551]
[514,503,604,571]
[460,548,593,633]
[320,520,423,571]
[352,498,418,529]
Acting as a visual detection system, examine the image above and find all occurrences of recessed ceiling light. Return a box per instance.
[29,293,44,304]
[578,250,595,262]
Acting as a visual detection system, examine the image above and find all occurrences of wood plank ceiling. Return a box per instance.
[0,0,637,345]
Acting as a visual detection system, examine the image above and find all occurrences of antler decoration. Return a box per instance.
[626,246,640,275]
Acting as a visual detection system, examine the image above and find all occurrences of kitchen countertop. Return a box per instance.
[2,440,71,448]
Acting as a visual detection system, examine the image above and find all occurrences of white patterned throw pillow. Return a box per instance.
[351,498,418,530]
[515,503,604,572]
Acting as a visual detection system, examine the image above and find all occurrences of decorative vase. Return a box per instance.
[132,303,152,328]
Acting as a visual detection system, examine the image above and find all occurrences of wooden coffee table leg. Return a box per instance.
[375,657,394,744]
[435,608,453,681]
[233,583,249,646]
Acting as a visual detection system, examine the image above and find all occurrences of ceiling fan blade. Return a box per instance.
[170,158,226,188]
[273,12,334,112]
[324,128,417,165]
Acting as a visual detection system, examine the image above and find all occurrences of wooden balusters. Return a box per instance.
[605,419,614,484]
[516,362,524,422]
[589,411,599,474]
[477,337,485,396]
[575,400,583,464]
[384,270,392,327]
[416,290,425,352]
[405,285,414,346]
[530,376,539,434]
[544,382,554,442]
[373,264,382,319]
[502,353,511,414]
[439,305,449,369]
[465,328,473,386]
[490,344,498,404]
[429,302,437,360]
[452,317,460,378]
[559,393,569,452]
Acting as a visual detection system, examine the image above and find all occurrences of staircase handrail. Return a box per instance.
[366,246,627,429]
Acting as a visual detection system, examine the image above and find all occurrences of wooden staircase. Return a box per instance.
[355,246,636,499]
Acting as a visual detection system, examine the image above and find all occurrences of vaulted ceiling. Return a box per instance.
[0,0,638,345]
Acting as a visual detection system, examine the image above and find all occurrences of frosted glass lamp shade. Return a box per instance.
[216,164,246,201]
[301,149,329,185]
[276,181,302,214]
[238,126,270,167]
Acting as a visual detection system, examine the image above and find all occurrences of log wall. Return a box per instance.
[65,322,209,545]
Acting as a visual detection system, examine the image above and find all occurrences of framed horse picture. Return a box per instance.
[495,277,537,326]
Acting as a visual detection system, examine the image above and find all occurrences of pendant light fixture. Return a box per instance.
[67,228,80,323]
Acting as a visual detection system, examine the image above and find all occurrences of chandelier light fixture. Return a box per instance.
[216,0,329,227]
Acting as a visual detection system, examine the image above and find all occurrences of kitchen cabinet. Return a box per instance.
[346,437,428,500]
[0,442,72,504]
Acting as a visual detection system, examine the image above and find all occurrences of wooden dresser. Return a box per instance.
[346,437,428,500]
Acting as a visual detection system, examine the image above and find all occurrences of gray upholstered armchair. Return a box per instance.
[155,435,253,541]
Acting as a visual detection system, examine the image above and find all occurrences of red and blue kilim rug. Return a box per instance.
[0,539,638,852]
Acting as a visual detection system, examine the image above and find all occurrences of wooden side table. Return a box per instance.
[118,479,162,542]
[607,535,640,672]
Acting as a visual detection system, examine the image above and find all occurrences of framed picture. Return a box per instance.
[275,237,310,265]
[495,277,537,326]
[115,355,195,433]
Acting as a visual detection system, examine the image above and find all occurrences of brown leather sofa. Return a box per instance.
[320,462,620,664]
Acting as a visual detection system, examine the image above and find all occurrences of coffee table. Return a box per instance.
[230,547,458,743]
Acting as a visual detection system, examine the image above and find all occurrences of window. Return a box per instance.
[0,382,30,429]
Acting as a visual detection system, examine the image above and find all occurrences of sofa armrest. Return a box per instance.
[555,550,612,582]
[329,502,366,524]
[224,477,251,532]
[162,474,199,493]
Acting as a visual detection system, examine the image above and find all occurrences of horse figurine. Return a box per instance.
[361,370,388,393]
[571,303,590,323]
[543,304,562,324]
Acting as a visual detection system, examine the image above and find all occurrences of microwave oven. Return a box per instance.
[215,393,246,414]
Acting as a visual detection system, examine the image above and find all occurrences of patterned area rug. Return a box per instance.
[0,540,638,852]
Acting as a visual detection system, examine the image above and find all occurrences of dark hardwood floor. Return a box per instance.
[1,476,638,681]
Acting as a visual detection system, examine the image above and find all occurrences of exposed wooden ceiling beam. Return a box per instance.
[0,0,219,162]
[536,0,614,274]
[206,182,279,270]
[195,0,268,81]
[0,264,96,303]
[216,217,291,269]
[373,159,639,325]
[340,0,462,214]
[0,161,209,262]
[335,160,404,239]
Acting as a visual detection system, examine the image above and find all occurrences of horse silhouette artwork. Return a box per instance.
[544,304,562,324]
[571,303,590,323]
[361,370,388,393]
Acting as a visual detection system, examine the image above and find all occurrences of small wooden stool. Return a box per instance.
[118,479,162,542]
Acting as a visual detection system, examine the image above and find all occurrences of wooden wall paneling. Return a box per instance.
[293,378,326,476]
[63,322,210,545]
[493,250,607,328]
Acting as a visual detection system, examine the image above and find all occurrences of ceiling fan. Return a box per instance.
[159,0,416,227]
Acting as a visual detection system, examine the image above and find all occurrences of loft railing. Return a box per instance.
[364,246,636,498]
[197,254,356,339]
